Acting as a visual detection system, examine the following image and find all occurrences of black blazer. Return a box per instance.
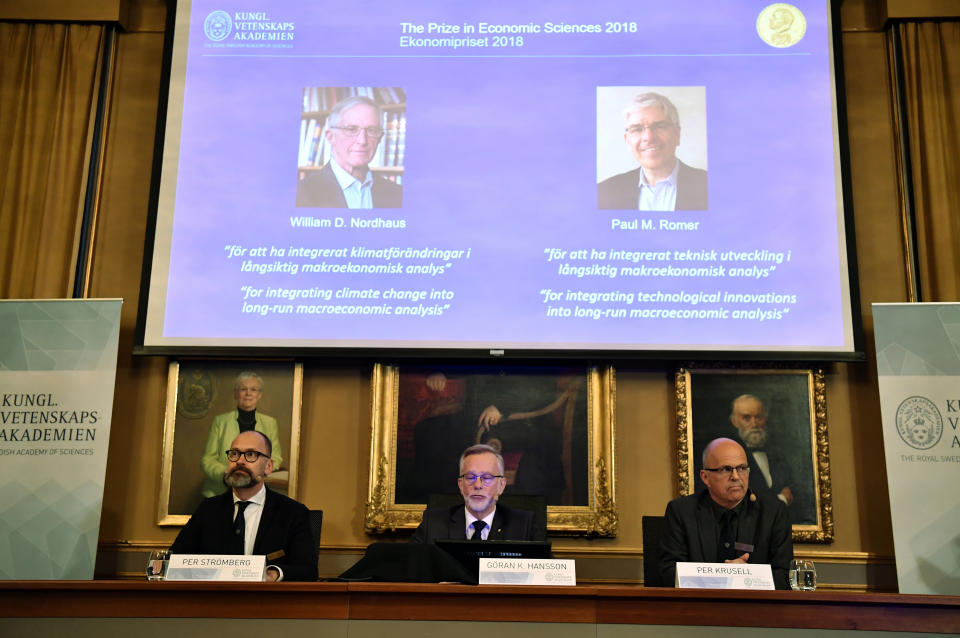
[296,161,402,208]
[658,489,793,589]
[597,161,708,210]
[745,446,792,499]
[409,504,544,544]
[170,487,318,582]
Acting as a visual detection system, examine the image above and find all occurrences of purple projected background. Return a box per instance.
[147,0,852,352]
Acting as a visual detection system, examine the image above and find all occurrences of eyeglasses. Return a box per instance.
[702,464,750,477]
[625,120,675,136]
[226,448,269,462]
[459,473,504,486]
[331,125,384,139]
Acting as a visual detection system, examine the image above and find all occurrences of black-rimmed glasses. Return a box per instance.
[226,448,269,462]
[702,464,750,477]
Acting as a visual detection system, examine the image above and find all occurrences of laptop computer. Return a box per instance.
[435,539,553,579]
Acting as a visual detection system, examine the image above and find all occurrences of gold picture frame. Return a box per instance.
[675,365,833,543]
[365,363,617,536]
[157,360,303,526]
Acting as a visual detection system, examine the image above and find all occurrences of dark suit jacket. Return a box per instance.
[597,161,708,210]
[658,489,793,590]
[745,446,792,500]
[170,487,318,582]
[409,504,544,544]
[296,161,402,208]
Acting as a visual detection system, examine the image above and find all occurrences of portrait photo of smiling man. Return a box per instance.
[296,94,403,209]
[597,87,708,211]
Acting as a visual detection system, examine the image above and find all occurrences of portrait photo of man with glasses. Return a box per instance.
[296,93,403,208]
[597,87,708,211]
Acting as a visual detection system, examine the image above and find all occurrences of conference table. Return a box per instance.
[1,581,958,636]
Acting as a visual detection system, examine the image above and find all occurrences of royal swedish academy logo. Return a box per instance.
[204,11,232,42]
[895,396,943,450]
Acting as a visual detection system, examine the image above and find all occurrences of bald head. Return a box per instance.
[700,438,749,509]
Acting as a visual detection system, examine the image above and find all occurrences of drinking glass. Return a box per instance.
[789,559,816,591]
[145,549,170,581]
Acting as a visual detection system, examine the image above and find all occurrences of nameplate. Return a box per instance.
[165,554,266,581]
[478,558,576,586]
[675,562,774,590]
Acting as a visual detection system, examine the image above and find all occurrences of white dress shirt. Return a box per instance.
[638,159,679,211]
[464,507,496,540]
[330,159,373,209]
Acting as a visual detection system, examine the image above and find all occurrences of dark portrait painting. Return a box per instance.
[393,365,589,507]
[677,367,834,542]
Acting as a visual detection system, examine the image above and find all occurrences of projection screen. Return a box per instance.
[137,0,862,358]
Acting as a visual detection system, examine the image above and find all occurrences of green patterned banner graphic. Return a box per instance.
[874,302,960,595]
[0,299,122,580]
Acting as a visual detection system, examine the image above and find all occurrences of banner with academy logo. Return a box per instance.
[874,302,960,595]
[0,300,122,579]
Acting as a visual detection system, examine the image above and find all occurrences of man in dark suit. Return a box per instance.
[296,95,402,208]
[410,443,545,543]
[658,438,793,589]
[598,91,707,210]
[170,430,318,581]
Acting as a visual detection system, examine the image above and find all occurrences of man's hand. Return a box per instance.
[426,373,447,392]
[725,553,750,564]
[779,486,794,505]
[264,566,281,582]
[477,405,503,431]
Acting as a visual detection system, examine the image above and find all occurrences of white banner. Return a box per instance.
[874,302,960,595]
[0,299,122,579]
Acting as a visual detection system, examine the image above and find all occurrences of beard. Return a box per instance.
[738,426,767,448]
[224,467,260,489]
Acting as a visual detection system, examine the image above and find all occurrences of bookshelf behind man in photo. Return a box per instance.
[296,88,404,208]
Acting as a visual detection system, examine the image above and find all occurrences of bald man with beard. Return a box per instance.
[171,430,318,581]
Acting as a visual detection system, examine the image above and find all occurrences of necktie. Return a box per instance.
[471,520,486,541]
[719,509,737,561]
[234,501,251,553]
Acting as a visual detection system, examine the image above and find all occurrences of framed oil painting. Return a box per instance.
[365,363,617,536]
[675,365,833,542]
[157,360,302,525]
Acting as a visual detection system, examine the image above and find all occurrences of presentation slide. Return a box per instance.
[140,0,858,356]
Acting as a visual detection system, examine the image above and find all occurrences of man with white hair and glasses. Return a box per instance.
[410,443,545,543]
[598,91,708,210]
[296,95,402,208]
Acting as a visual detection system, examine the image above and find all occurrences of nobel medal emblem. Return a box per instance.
[757,4,806,48]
